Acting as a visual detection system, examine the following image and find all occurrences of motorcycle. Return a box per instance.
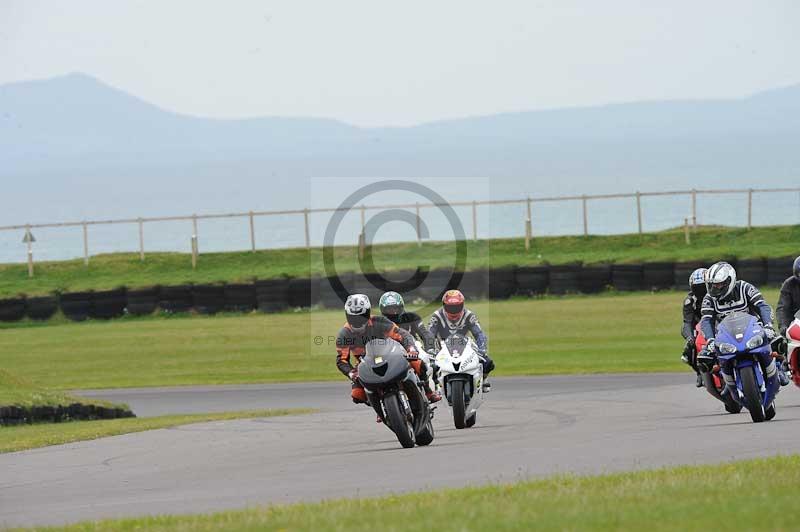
[694,324,742,414]
[783,310,800,387]
[357,338,435,448]
[434,334,485,429]
[713,312,780,423]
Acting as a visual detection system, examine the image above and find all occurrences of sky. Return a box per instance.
[1,0,799,127]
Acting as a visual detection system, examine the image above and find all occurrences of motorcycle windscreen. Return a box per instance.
[717,312,756,339]
[359,339,411,387]
[444,334,469,356]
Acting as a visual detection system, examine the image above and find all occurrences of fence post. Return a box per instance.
[138,218,145,261]
[747,189,753,229]
[582,195,588,236]
[192,214,199,251]
[691,189,697,229]
[303,209,310,249]
[415,202,421,247]
[82,222,89,266]
[636,191,643,234]
[191,235,198,269]
[525,196,532,251]
[684,218,691,245]
[25,225,34,278]
[472,201,477,241]
[249,211,256,252]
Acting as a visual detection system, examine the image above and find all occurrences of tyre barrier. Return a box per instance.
[549,264,581,295]
[224,283,257,312]
[0,403,135,426]
[159,285,194,314]
[0,297,26,322]
[126,287,160,316]
[255,278,290,313]
[383,269,423,295]
[26,295,59,320]
[488,267,517,299]
[288,277,319,308]
[318,273,351,309]
[612,264,644,292]
[767,256,794,287]
[350,273,385,306]
[192,284,226,314]
[674,261,707,290]
[414,268,453,302]
[458,269,488,300]
[60,292,92,321]
[515,266,549,296]
[642,262,675,291]
[90,289,127,320]
[737,258,768,288]
[580,265,611,294]
[14,254,797,324]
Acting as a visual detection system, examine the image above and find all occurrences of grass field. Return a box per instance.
[0,408,314,454]
[0,369,118,409]
[0,289,781,390]
[28,454,799,531]
[1,224,797,297]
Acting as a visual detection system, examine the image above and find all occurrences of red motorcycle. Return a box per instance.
[784,311,800,387]
[694,324,742,414]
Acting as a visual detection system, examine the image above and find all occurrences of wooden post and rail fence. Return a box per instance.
[2,186,799,275]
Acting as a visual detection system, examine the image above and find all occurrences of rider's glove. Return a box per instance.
[763,324,776,340]
[705,338,716,354]
[348,369,359,383]
[405,346,419,360]
[697,339,716,372]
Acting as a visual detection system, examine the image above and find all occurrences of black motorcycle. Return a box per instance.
[357,339,435,448]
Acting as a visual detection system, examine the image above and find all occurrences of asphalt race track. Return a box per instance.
[2,373,799,528]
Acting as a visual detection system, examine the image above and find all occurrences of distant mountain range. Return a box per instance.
[1,73,799,224]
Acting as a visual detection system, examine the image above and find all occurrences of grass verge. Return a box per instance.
[26,454,799,531]
[0,369,118,409]
[0,408,314,454]
[1,224,797,297]
[0,289,780,389]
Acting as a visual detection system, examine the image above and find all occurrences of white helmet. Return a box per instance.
[344,294,371,332]
[706,262,736,299]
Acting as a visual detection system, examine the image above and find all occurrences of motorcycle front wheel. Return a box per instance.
[450,380,467,429]
[739,365,765,423]
[384,393,415,448]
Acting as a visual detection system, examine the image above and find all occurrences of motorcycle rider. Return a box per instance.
[776,256,800,337]
[696,262,790,387]
[336,294,441,406]
[428,289,494,390]
[680,268,707,387]
[378,291,436,353]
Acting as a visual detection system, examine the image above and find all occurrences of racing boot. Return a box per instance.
[695,373,703,388]
[778,362,790,387]
[482,379,492,393]
[424,383,441,403]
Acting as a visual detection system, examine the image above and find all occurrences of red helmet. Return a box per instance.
[442,289,465,321]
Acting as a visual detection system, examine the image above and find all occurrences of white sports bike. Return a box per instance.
[433,334,486,429]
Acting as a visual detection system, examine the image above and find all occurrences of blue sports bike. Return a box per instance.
[714,311,779,423]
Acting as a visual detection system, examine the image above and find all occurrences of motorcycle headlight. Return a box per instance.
[746,334,764,350]
[718,343,738,355]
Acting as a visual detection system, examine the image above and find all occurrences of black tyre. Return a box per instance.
[384,393,415,448]
[740,366,765,423]
[451,380,467,429]
[765,403,776,421]
[465,412,477,427]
